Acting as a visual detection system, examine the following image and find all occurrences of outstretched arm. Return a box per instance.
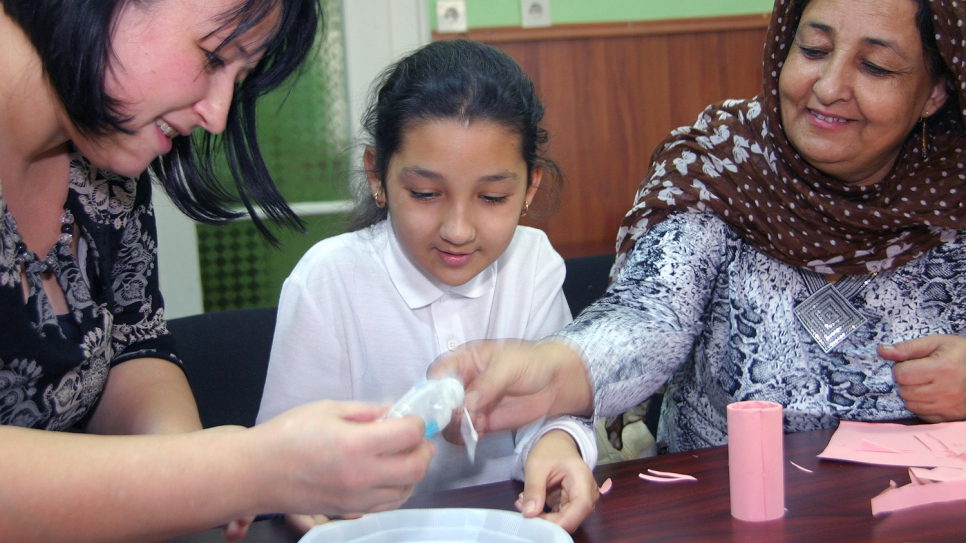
[0,401,433,543]
[429,338,594,434]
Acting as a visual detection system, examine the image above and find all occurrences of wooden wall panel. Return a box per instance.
[437,15,769,258]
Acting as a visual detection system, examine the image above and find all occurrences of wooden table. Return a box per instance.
[169,427,965,542]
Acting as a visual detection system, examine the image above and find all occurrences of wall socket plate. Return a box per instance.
[521,0,552,28]
[437,0,468,33]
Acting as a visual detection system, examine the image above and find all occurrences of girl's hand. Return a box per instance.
[516,430,598,533]
[428,339,594,434]
[878,335,966,422]
[283,513,331,534]
[252,400,435,517]
[222,516,254,541]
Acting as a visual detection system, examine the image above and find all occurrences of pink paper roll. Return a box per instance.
[727,401,785,521]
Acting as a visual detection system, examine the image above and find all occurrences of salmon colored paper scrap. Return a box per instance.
[908,466,966,484]
[871,471,966,516]
[818,421,966,468]
[637,469,697,483]
[598,478,613,494]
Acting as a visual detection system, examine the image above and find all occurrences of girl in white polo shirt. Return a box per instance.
[256,39,597,529]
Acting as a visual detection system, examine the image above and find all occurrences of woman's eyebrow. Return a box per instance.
[804,21,909,60]
[804,21,833,37]
[862,36,909,60]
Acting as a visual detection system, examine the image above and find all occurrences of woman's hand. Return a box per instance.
[251,400,434,518]
[516,430,598,533]
[878,334,966,422]
[427,339,594,434]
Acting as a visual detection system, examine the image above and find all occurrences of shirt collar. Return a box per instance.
[383,218,496,309]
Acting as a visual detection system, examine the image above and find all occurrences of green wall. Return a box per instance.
[431,0,775,29]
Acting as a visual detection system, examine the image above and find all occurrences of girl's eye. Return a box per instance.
[409,191,436,201]
[481,195,510,204]
[203,50,226,70]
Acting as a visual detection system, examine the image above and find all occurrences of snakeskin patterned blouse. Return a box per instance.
[559,212,966,453]
[0,153,181,431]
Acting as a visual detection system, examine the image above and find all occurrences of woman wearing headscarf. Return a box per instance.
[431,0,966,528]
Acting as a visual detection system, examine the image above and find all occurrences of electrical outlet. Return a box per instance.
[437,0,468,33]
[521,0,551,28]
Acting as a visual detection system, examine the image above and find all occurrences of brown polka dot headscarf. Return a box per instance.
[612,0,966,277]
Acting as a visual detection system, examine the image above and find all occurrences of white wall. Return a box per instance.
[155,190,204,318]
[154,0,430,318]
[342,0,431,140]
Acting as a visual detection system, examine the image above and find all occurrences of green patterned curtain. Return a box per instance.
[197,0,352,312]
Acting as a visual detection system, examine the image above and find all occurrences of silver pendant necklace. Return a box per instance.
[793,270,876,353]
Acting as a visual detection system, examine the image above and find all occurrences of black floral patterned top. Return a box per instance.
[0,153,181,431]
[559,212,966,453]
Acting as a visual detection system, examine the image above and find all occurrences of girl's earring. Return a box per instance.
[373,190,386,209]
[520,200,530,217]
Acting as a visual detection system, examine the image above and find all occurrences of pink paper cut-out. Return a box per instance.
[871,476,966,516]
[908,467,966,484]
[727,401,785,522]
[858,439,908,453]
[915,432,950,454]
[599,478,613,495]
[920,432,966,459]
[818,421,966,469]
[637,469,697,483]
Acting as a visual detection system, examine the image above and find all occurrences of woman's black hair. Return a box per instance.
[2,0,322,241]
[350,39,563,231]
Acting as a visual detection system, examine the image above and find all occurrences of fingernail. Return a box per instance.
[465,391,481,410]
[879,343,896,351]
[523,500,538,516]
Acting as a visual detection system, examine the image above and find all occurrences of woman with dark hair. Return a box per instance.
[432,0,966,530]
[0,0,431,541]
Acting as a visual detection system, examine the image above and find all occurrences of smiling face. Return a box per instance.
[778,0,948,186]
[368,119,541,287]
[61,0,278,177]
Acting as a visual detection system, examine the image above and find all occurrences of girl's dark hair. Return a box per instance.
[2,0,322,240]
[350,39,563,231]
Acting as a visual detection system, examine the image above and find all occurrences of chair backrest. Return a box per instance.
[166,307,277,428]
[562,253,615,316]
